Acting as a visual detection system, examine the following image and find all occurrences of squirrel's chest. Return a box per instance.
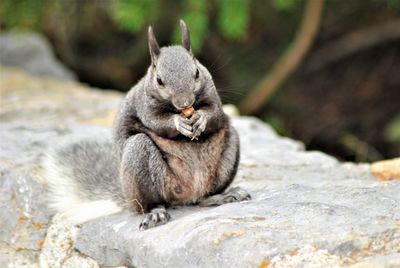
[150,129,226,203]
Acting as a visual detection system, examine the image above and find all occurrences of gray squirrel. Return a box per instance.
[44,20,250,230]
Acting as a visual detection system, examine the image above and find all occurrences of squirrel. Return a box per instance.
[44,20,250,230]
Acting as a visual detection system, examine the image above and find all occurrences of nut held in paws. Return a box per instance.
[181,106,195,118]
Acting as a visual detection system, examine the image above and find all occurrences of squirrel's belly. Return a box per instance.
[150,128,226,203]
[164,154,207,202]
[163,148,220,203]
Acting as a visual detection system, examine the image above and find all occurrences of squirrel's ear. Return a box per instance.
[148,25,160,65]
[180,19,191,53]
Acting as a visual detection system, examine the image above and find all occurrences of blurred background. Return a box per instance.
[1,0,399,162]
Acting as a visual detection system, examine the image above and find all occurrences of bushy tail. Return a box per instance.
[43,132,124,225]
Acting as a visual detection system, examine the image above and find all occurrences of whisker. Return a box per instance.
[206,53,224,71]
[208,56,233,74]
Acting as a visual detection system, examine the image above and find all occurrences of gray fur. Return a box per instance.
[119,134,168,212]
[46,134,122,205]
[148,26,160,65]
[180,20,191,52]
[44,21,249,229]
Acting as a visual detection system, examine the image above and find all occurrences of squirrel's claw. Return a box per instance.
[191,112,207,140]
[139,207,171,230]
[174,115,193,138]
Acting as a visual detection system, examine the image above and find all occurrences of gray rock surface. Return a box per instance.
[0,32,76,81]
[0,68,399,267]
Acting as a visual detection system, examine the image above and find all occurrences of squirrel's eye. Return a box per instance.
[156,75,164,86]
[195,69,199,79]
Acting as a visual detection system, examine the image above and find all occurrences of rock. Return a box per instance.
[347,253,400,268]
[371,158,400,180]
[0,68,120,125]
[267,245,341,268]
[39,215,100,268]
[0,241,39,268]
[0,68,399,267]
[0,68,119,267]
[0,32,77,81]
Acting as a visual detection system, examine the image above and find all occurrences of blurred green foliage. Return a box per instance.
[340,133,383,162]
[0,0,256,53]
[0,0,316,55]
[217,0,250,40]
[112,0,159,33]
[385,116,400,143]
[1,0,399,50]
[172,0,208,52]
[273,0,297,11]
[379,0,400,9]
[0,0,47,30]
[111,0,253,52]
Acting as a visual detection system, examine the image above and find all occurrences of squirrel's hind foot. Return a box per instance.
[198,187,251,207]
[139,207,171,230]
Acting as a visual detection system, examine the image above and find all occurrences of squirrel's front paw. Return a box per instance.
[190,111,207,140]
[173,115,193,138]
[139,208,171,230]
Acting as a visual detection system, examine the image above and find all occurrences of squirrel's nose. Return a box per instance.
[182,99,193,108]
[173,96,195,110]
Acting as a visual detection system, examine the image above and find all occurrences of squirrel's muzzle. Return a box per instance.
[172,93,195,111]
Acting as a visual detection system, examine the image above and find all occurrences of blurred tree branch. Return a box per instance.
[239,0,325,115]
[304,19,400,73]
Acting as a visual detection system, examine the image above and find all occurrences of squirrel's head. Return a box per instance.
[146,20,207,111]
